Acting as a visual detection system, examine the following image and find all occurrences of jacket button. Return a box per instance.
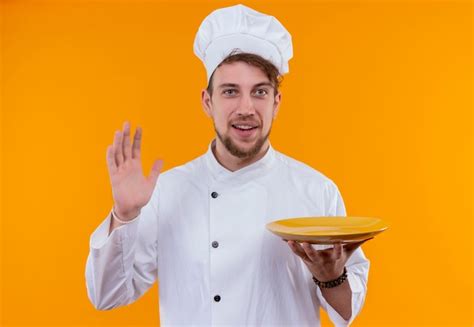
[211,191,219,198]
[212,241,219,248]
[214,295,221,302]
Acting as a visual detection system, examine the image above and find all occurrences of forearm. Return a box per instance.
[87,210,155,310]
[87,214,139,309]
[319,280,352,321]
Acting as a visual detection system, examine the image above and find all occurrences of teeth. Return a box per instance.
[234,124,256,130]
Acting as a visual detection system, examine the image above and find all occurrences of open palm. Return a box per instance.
[106,121,163,221]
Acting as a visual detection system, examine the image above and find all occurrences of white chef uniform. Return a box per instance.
[85,139,370,326]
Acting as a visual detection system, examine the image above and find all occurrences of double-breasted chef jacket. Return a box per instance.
[86,139,370,326]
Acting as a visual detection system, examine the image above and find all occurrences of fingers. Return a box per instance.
[111,121,137,167]
[289,241,343,264]
[132,126,142,159]
[344,237,373,257]
[106,145,117,174]
[288,241,312,263]
[113,130,124,166]
[301,242,325,264]
[148,159,163,186]
[122,121,132,160]
[332,242,343,260]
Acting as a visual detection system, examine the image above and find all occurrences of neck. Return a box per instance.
[212,139,270,172]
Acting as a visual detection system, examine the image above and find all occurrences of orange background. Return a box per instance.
[1,0,472,326]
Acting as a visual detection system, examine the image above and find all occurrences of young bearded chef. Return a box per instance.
[85,4,370,326]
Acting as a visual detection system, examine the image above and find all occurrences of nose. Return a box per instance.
[236,93,256,116]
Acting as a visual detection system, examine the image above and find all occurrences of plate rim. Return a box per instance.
[265,216,389,237]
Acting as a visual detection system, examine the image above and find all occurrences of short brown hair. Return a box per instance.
[206,51,283,97]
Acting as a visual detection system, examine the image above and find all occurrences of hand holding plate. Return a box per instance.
[287,238,372,282]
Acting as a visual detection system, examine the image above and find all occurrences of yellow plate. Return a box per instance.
[266,216,388,244]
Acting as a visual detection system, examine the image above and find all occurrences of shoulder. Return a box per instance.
[273,150,340,191]
[159,153,206,182]
[153,153,207,194]
[272,149,346,215]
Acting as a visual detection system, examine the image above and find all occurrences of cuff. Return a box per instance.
[90,208,141,252]
[316,270,364,327]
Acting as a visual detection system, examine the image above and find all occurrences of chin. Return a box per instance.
[228,137,267,159]
[215,125,270,159]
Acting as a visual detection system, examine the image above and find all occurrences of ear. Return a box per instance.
[272,92,282,119]
[201,89,213,118]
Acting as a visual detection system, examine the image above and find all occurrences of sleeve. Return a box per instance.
[313,182,370,326]
[85,185,159,310]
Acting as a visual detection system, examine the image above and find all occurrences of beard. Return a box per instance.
[214,122,272,159]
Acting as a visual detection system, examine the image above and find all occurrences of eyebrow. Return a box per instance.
[217,82,273,89]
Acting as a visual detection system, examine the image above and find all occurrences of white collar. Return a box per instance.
[204,139,276,183]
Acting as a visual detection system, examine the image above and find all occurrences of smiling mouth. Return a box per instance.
[231,124,259,131]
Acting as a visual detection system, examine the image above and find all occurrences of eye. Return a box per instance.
[223,89,238,96]
[254,89,268,96]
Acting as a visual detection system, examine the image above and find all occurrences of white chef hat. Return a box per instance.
[193,4,293,82]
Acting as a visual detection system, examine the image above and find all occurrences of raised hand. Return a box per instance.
[106,121,163,222]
